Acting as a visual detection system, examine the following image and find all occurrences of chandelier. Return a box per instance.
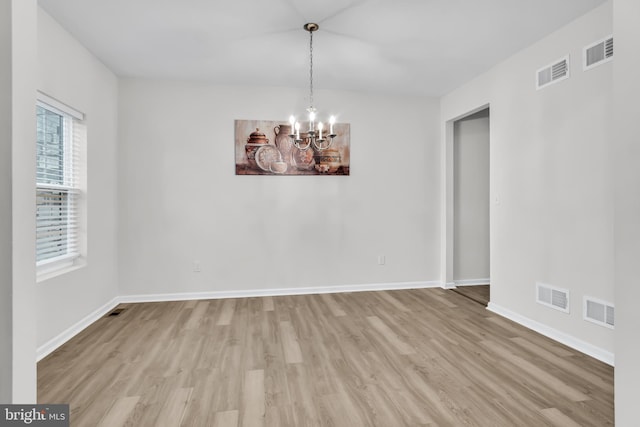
[288,23,336,151]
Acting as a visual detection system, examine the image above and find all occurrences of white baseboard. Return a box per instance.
[37,281,440,359]
[119,280,442,303]
[454,278,490,286]
[37,296,120,361]
[487,302,614,366]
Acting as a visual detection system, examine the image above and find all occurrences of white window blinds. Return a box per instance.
[36,95,85,269]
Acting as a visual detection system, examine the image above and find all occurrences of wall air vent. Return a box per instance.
[536,282,570,313]
[584,35,613,70]
[584,297,614,329]
[536,56,570,90]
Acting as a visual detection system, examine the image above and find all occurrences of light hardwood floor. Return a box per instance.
[38,288,614,426]
[451,285,490,307]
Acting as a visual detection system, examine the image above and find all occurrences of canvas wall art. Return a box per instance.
[235,119,350,175]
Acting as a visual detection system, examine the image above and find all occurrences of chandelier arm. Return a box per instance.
[294,139,312,151]
[312,135,334,151]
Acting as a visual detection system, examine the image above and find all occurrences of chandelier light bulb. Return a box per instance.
[318,122,323,139]
[309,111,316,131]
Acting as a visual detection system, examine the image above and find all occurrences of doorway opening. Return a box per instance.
[450,107,490,306]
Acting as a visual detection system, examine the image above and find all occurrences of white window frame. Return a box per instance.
[36,92,85,279]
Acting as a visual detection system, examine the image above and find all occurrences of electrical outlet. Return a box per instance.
[378,255,386,265]
[193,261,201,272]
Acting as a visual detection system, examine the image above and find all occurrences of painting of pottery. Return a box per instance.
[235,119,350,175]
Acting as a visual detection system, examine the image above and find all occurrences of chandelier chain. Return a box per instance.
[309,29,314,108]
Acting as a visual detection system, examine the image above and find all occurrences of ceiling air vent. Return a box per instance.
[584,297,614,329]
[536,55,570,90]
[584,35,613,70]
[536,282,570,313]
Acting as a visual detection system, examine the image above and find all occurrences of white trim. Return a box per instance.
[120,281,442,303]
[37,90,84,120]
[36,260,85,283]
[487,302,614,366]
[37,296,120,361]
[453,278,490,286]
[36,254,75,274]
[441,282,457,289]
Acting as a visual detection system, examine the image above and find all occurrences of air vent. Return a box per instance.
[536,56,570,90]
[107,308,125,317]
[584,297,614,329]
[584,35,613,70]
[536,282,570,313]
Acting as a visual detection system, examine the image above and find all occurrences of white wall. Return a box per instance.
[613,0,640,423]
[453,109,490,282]
[118,80,441,296]
[0,0,14,402]
[442,2,614,357]
[0,0,38,403]
[35,8,119,349]
[12,0,38,402]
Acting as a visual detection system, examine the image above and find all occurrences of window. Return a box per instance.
[36,93,85,275]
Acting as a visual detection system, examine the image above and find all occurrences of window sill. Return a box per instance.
[37,258,86,283]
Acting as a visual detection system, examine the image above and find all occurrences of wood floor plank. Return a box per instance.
[539,407,583,427]
[285,363,321,426]
[319,293,346,317]
[242,369,265,427]
[279,320,303,364]
[262,296,274,312]
[452,284,490,306]
[185,301,210,330]
[97,395,139,427]
[38,289,614,427]
[366,315,415,355]
[217,299,237,325]
[180,368,222,427]
[510,336,614,395]
[376,290,411,312]
[154,387,192,426]
[480,339,591,402]
[213,410,239,427]
[319,392,365,427]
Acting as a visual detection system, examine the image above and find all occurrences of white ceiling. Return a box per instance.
[38,0,606,97]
